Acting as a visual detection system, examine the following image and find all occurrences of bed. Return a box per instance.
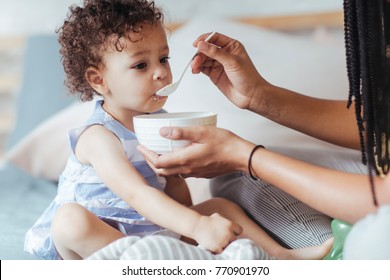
[0,14,362,260]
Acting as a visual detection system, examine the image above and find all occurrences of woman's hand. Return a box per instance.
[137,126,255,178]
[191,32,270,110]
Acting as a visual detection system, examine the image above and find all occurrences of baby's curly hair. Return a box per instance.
[57,0,163,101]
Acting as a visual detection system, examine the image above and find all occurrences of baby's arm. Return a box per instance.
[76,125,240,252]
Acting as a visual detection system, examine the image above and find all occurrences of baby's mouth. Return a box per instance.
[153,93,167,101]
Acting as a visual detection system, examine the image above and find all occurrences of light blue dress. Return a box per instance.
[24,100,178,259]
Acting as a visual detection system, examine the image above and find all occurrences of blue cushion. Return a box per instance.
[6,35,76,149]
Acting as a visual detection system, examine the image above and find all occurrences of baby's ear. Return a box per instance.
[85,67,108,95]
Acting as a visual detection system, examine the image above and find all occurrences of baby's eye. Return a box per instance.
[160,56,170,64]
[133,63,147,70]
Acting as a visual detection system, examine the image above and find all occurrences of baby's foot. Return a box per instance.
[278,238,334,260]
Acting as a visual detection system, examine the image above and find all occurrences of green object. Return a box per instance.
[323,219,352,260]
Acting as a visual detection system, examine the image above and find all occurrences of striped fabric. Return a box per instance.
[87,235,273,260]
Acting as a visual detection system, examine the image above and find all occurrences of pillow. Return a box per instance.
[5,18,349,184]
[5,101,95,181]
[5,35,77,150]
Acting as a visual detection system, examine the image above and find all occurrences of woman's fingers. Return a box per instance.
[192,32,232,48]
[137,145,181,170]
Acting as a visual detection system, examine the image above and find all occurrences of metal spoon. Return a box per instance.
[155,31,216,97]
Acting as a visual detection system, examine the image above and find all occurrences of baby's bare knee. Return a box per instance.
[52,203,93,244]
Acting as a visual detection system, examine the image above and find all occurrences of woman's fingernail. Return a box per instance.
[160,127,170,137]
[198,41,208,51]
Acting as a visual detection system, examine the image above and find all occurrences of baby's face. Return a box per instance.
[100,22,172,115]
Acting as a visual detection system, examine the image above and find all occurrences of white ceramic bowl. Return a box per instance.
[134,112,217,154]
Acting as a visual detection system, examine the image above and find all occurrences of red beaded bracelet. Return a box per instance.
[248,145,265,180]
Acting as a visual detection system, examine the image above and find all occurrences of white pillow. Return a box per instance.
[5,101,95,181]
[5,18,349,183]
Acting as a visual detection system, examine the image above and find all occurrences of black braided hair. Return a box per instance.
[344,0,390,206]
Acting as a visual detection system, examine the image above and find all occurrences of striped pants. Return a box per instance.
[210,147,368,249]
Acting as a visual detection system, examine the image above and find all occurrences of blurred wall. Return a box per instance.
[0,0,342,36]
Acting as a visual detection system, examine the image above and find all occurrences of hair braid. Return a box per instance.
[344,0,366,164]
[343,0,390,206]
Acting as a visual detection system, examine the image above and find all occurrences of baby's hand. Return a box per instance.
[193,213,242,253]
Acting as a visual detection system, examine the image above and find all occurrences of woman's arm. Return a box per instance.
[192,32,361,150]
[250,85,361,150]
[246,146,389,223]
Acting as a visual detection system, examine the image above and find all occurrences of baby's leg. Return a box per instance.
[51,203,125,259]
[191,198,332,259]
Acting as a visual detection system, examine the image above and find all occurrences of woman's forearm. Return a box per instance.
[250,84,361,149]
[247,147,385,223]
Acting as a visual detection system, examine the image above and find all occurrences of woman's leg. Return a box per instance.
[51,203,125,259]
[191,197,332,259]
[211,175,332,248]
[210,148,367,249]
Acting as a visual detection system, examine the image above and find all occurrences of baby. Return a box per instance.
[24,0,332,260]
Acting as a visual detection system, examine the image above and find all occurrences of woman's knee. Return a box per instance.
[207,197,245,214]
